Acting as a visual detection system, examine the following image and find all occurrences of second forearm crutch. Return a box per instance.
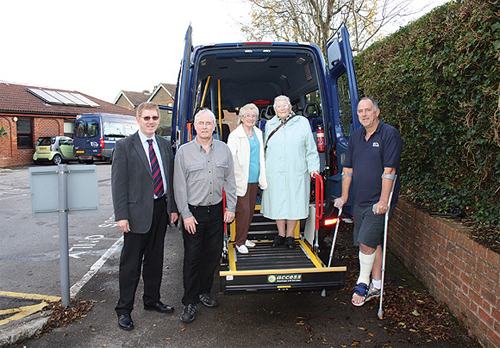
[327,203,342,267]
[377,174,397,319]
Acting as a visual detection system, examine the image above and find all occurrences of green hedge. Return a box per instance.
[354,0,500,226]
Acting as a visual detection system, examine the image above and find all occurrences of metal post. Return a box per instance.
[58,164,70,307]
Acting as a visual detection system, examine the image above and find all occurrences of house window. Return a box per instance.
[17,119,33,148]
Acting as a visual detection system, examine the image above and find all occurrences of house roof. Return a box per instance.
[0,82,135,116]
[149,83,176,102]
[114,90,152,107]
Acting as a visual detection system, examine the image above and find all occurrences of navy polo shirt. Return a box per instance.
[344,120,402,206]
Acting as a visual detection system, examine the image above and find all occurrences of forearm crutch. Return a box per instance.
[327,203,342,267]
[378,175,397,319]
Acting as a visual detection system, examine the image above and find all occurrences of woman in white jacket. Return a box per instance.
[227,103,267,254]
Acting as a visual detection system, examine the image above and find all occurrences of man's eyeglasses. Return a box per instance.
[140,116,160,121]
[196,121,214,126]
[242,114,257,119]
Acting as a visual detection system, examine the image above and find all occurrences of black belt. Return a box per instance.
[188,201,222,212]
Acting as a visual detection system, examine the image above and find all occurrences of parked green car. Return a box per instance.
[33,136,77,165]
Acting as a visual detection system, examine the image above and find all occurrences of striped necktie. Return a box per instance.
[147,139,164,199]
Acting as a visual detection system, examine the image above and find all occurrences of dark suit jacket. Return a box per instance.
[112,131,177,233]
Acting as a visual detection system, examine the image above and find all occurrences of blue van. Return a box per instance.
[73,113,139,164]
[171,24,361,292]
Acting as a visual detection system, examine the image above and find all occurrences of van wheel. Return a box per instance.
[52,154,62,165]
[109,151,114,164]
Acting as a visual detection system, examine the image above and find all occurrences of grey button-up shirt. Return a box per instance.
[173,137,237,219]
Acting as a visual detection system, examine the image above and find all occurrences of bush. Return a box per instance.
[354,0,500,227]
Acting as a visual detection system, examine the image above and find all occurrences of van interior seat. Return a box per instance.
[259,105,275,132]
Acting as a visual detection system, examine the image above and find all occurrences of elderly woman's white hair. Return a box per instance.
[273,95,292,110]
[238,103,259,125]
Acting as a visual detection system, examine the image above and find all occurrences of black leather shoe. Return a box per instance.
[285,237,296,250]
[144,301,174,313]
[180,304,197,323]
[272,235,285,247]
[199,293,218,308]
[118,313,134,330]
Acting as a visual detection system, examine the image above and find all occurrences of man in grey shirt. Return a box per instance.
[174,108,236,323]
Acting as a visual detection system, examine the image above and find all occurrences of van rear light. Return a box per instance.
[323,217,339,226]
[99,137,104,149]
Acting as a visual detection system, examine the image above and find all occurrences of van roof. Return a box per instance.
[190,43,324,112]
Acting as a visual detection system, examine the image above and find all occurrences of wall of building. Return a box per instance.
[0,117,15,166]
[0,116,66,167]
[390,199,500,348]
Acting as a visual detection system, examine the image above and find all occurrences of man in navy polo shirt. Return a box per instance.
[335,97,402,307]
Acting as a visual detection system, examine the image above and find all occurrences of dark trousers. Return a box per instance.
[115,197,169,316]
[182,201,224,305]
[235,183,259,246]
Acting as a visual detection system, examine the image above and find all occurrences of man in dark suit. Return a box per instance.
[112,102,178,330]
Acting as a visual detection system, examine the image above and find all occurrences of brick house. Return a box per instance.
[114,83,176,137]
[0,82,135,167]
[113,90,152,110]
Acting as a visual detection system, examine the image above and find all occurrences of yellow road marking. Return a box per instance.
[0,303,49,326]
[0,291,61,326]
[0,308,21,315]
[0,291,60,302]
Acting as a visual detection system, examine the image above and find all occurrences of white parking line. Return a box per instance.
[70,236,123,298]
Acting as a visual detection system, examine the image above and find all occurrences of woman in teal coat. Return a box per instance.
[261,95,319,249]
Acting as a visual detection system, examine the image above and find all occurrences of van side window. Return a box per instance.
[337,73,352,139]
[103,121,139,138]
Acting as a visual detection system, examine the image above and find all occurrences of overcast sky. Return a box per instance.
[0,0,450,103]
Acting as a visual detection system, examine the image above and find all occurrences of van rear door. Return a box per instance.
[326,24,360,212]
[172,25,193,148]
[73,115,100,161]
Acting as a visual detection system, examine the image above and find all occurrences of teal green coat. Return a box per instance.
[261,115,319,220]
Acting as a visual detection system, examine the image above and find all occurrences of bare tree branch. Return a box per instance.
[241,0,420,54]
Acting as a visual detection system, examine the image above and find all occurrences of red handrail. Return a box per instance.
[312,173,324,231]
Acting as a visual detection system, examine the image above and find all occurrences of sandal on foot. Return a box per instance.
[365,283,381,302]
[352,282,369,307]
